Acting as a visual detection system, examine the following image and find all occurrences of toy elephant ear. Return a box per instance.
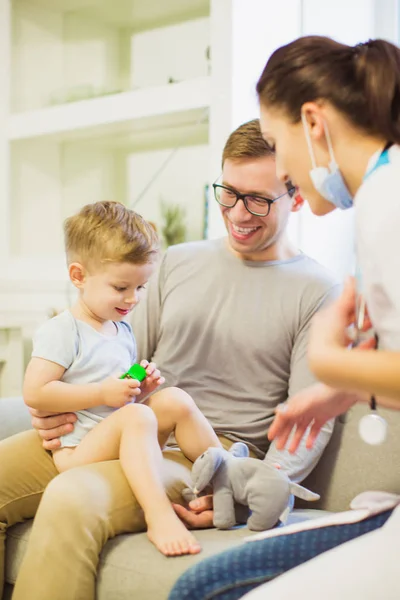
[191,447,227,494]
[289,481,320,502]
[229,442,249,458]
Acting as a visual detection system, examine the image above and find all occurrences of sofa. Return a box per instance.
[1,396,399,600]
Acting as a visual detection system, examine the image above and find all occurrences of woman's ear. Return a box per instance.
[301,101,326,143]
[69,263,86,289]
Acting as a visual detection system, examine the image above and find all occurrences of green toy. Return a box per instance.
[120,364,147,382]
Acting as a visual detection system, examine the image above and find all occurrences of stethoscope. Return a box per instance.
[354,295,388,445]
[353,145,392,446]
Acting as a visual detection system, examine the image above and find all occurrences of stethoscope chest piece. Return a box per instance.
[358,412,388,445]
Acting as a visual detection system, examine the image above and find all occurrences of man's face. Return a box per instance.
[220,156,295,260]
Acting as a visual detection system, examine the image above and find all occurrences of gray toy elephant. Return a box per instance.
[183,442,320,531]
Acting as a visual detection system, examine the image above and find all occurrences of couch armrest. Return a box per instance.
[0,397,32,442]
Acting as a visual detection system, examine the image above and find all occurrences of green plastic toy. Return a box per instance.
[120,364,147,382]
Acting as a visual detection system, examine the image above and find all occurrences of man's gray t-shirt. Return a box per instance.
[132,238,339,480]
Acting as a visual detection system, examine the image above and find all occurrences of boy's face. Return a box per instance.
[71,261,155,323]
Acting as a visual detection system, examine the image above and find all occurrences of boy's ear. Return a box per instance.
[69,263,86,289]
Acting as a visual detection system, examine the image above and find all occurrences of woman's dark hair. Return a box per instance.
[256,35,400,144]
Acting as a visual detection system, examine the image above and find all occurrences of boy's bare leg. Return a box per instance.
[52,403,201,556]
[147,387,222,461]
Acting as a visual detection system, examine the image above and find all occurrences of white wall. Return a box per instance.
[12,1,124,111]
[10,140,64,258]
[131,17,210,88]
[208,0,302,243]
[11,1,64,111]
[62,141,121,221]
[127,143,209,243]
[63,12,122,98]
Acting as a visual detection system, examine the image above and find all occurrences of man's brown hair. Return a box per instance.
[64,201,159,267]
[222,119,294,194]
[222,118,274,167]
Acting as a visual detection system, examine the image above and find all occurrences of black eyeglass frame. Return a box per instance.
[212,183,296,217]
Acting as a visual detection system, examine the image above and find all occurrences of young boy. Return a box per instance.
[23,201,222,557]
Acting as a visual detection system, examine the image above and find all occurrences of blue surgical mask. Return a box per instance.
[301,113,353,210]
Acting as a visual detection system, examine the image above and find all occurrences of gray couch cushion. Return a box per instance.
[299,404,400,512]
[0,397,31,441]
[6,510,329,600]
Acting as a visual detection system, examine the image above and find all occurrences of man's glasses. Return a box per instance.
[213,183,296,217]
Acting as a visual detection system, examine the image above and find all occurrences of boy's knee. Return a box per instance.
[119,402,158,429]
[153,387,196,418]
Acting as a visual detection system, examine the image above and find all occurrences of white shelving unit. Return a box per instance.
[1,0,211,288]
[9,77,211,142]
[0,0,214,381]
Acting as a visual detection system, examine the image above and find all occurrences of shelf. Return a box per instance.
[9,77,211,143]
[21,0,210,30]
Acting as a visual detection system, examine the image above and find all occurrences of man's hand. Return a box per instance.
[173,495,214,529]
[268,383,362,454]
[29,408,77,451]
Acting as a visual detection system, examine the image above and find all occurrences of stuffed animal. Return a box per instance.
[183,442,320,531]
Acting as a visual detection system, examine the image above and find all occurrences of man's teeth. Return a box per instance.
[232,224,258,234]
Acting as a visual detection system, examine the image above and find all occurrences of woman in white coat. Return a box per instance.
[169,35,400,600]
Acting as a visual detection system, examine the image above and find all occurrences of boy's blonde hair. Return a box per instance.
[64,201,159,267]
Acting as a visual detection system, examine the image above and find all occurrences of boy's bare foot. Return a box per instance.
[147,511,202,557]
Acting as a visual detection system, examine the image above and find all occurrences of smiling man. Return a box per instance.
[215,125,297,261]
[3,119,339,600]
[131,118,338,465]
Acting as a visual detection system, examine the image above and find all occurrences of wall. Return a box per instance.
[131,17,210,87]
[127,143,209,242]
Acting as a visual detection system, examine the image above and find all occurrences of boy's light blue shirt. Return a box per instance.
[32,310,136,447]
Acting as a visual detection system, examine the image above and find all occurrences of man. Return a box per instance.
[1,120,338,600]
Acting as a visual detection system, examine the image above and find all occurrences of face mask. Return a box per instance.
[301,112,353,210]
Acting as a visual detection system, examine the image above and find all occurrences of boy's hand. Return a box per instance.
[138,360,165,397]
[100,376,141,408]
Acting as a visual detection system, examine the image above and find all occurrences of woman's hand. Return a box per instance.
[268,384,361,453]
[308,278,374,381]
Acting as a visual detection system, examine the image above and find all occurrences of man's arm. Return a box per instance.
[265,287,339,483]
